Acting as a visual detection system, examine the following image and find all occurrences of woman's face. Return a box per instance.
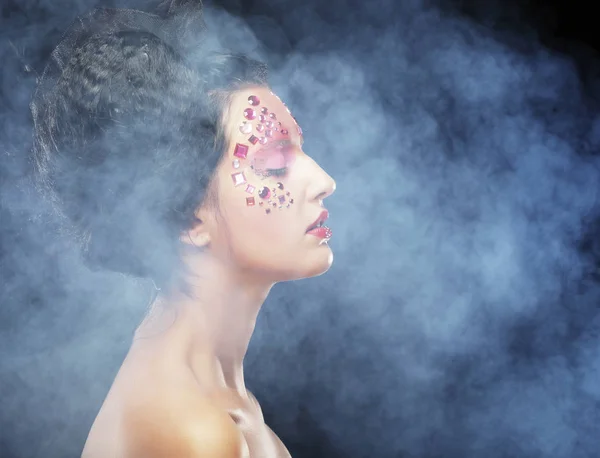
[204,86,336,282]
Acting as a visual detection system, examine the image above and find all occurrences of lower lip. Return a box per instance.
[306,226,332,239]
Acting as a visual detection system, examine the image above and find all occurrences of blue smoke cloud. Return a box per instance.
[1,0,600,457]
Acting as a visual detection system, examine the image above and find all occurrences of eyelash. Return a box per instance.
[266,167,288,177]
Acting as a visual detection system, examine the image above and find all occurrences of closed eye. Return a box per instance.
[266,167,288,177]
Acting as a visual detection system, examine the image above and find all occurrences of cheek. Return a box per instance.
[227,163,296,220]
[221,175,298,248]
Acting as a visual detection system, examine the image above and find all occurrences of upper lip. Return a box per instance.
[306,209,329,232]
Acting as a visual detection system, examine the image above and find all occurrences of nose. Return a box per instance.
[306,156,336,202]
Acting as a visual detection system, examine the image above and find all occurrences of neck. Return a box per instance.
[132,255,274,396]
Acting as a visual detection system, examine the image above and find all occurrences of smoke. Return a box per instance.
[2,0,600,457]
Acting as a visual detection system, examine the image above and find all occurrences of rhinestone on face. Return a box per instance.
[233,143,249,159]
[258,187,271,199]
[246,197,255,206]
[245,184,255,194]
[248,95,260,106]
[298,125,303,136]
[266,209,271,214]
[244,108,256,120]
[286,191,290,195]
[272,202,277,207]
[281,129,289,135]
[232,159,240,169]
[289,198,294,204]
[231,172,246,186]
[265,129,273,138]
[259,137,268,145]
[256,124,265,133]
[259,202,264,206]
[269,112,277,120]
[261,107,268,115]
[239,122,252,134]
[259,114,267,123]
[277,182,284,190]
[248,135,259,145]
[278,195,286,204]
[265,121,273,128]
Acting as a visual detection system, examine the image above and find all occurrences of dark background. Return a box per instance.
[2,0,600,457]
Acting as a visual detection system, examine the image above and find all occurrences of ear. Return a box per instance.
[179,207,212,248]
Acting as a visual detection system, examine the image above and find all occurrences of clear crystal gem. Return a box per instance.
[239,122,252,134]
[231,172,246,186]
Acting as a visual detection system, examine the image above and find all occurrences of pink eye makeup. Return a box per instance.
[250,140,296,179]
[230,94,301,214]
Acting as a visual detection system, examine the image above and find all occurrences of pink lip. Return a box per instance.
[306,226,332,239]
[306,209,329,233]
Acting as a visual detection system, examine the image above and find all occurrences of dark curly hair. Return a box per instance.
[30,6,268,289]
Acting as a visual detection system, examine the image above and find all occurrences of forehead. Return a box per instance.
[224,87,303,148]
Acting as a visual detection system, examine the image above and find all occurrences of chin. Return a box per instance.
[293,245,334,280]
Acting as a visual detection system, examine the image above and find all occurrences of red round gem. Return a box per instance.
[248,95,260,106]
[259,187,271,199]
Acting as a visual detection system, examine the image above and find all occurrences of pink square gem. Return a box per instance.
[231,172,246,187]
[245,184,255,194]
[246,197,255,206]
[248,135,259,145]
[234,143,248,159]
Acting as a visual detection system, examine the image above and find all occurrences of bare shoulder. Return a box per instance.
[120,383,247,458]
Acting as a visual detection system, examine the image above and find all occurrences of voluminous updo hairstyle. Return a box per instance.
[30,3,268,289]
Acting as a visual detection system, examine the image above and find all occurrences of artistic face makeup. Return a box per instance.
[250,140,296,179]
[206,86,335,282]
[228,91,303,214]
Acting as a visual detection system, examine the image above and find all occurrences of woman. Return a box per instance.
[31,2,335,457]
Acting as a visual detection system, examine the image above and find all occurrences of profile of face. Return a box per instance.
[191,87,336,283]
